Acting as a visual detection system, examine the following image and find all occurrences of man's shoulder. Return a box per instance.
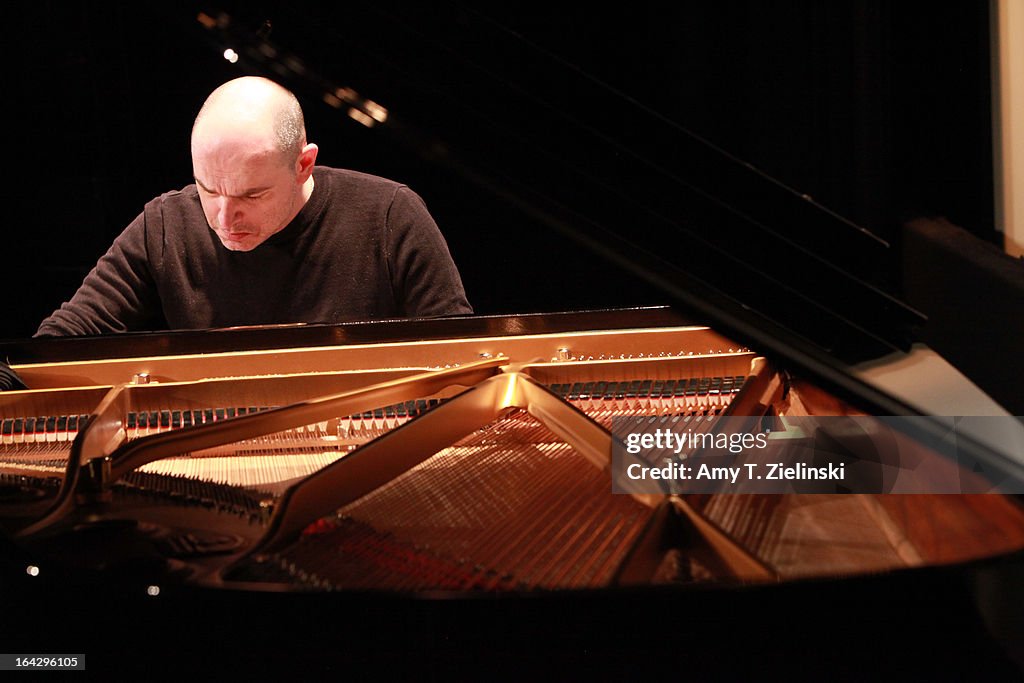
[125,185,204,239]
[314,166,407,193]
[146,184,201,208]
[136,184,199,219]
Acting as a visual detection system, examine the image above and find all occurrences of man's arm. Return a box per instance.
[35,213,162,337]
[385,187,473,318]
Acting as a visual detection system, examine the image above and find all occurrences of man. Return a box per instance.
[36,77,472,336]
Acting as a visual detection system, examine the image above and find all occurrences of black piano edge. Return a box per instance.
[0,531,1021,678]
[0,307,693,364]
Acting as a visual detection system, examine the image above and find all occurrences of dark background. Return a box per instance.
[3,5,1022,676]
[4,1,997,339]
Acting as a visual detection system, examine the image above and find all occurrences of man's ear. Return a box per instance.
[295,143,319,181]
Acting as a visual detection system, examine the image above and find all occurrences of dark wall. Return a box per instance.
[4,2,996,339]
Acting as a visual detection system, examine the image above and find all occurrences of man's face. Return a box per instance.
[192,142,305,252]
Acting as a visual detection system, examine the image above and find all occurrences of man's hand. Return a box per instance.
[0,360,26,391]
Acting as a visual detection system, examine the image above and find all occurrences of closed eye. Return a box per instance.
[194,177,272,199]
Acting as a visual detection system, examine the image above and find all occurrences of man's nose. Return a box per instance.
[216,196,241,226]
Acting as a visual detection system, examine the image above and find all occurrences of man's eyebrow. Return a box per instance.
[193,177,273,196]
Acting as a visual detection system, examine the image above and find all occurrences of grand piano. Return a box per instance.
[2,6,1023,678]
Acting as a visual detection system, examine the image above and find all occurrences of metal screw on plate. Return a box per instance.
[556,348,571,361]
[132,373,150,385]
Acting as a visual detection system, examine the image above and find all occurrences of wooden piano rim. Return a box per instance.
[11,323,747,390]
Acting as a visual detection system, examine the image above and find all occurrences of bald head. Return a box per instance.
[190,77,319,252]
[192,77,306,165]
